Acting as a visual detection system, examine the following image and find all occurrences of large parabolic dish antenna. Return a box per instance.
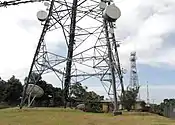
[103,4,121,22]
[25,84,44,98]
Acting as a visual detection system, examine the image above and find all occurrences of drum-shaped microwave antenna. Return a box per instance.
[37,10,48,22]
[25,84,44,98]
[103,4,121,22]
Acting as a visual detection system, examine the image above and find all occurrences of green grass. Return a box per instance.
[0,108,175,125]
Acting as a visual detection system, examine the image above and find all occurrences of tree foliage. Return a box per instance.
[0,75,64,107]
[69,83,103,112]
[119,86,140,111]
[69,82,87,101]
[0,75,103,113]
[84,91,103,112]
[24,72,42,84]
[0,78,7,102]
[1,76,23,105]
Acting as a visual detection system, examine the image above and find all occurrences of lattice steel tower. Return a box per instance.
[0,0,125,115]
[128,52,140,98]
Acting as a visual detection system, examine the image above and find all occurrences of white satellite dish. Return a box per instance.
[99,2,106,10]
[48,95,52,98]
[122,68,127,74]
[103,4,121,22]
[44,2,50,7]
[37,10,48,22]
[109,28,114,34]
[25,84,44,98]
[131,51,136,55]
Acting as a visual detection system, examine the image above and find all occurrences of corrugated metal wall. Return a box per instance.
[164,104,175,118]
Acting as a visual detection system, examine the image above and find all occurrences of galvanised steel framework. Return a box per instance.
[127,52,140,99]
[0,0,125,114]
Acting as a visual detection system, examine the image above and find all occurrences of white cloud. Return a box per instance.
[139,84,175,104]
[116,0,175,68]
[0,3,65,79]
[0,3,45,80]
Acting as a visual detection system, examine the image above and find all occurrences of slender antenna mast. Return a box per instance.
[127,51,140,100]
[146,83,150,106]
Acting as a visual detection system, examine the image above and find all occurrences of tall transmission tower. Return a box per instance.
[146,84,150,107]
[0,0,125,115]
[127,52,140,99]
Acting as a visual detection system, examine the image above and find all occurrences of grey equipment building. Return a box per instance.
[164,104,175,119]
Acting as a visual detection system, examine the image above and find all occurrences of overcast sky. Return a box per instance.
[0,0,175,104]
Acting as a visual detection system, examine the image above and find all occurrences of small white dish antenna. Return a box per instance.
[132,69,136,73]
[44,2,50,7]
[109,28,114,34]
[131,51,136,55]
[37,10,48,22]
[122,68,127,74]
[48,95,52,98]
[103,4,121,22]
[99,2,106,10]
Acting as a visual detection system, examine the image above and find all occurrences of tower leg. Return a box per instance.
[63,0,78,108]
[19,0,56,109]
[103,19,122,115]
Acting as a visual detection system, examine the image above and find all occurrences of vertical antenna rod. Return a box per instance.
[63,0,78,108]
[147,84,150,106]
[109,22,125,102]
